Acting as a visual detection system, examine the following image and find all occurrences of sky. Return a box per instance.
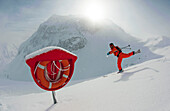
[0,0,170,45]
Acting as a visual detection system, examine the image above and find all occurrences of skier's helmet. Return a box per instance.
[109,43,114,48]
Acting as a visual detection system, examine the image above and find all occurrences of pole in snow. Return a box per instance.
[52,91,57,104]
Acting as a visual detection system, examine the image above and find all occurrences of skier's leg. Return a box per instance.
[134,49,141,54]
[121,52,134,58]
[117,57,123,71]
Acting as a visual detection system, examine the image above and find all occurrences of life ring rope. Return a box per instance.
[53,61,70,71]
[34,60,70,87]
[34,62,41,74]
[34,61,70,75]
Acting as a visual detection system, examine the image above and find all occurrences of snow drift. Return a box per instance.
[2,15,161,81]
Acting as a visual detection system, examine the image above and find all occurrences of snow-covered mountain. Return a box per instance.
[0,43,18,72]
[144,36,170,50]
[2,15,161,81]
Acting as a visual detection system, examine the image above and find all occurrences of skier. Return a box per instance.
[107,43,141,73]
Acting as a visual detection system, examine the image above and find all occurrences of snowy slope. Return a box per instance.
[0,44,170,111]
[2,15,160,81]
[144,36,170,50]
[0,43,18,72]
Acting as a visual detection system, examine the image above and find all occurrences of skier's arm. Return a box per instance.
[107,52,110,55]
[107,47,118,55]
[106,51,112,57]
[107,51,113,55]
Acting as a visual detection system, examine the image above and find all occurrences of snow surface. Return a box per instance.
[0,43,18,71]
[0,42,170,111]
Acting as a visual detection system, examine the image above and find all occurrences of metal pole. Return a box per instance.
[122,47,131,50]
[52,91,57,104]
[121,45,130,49]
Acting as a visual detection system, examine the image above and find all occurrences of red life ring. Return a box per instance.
[35,60,70,91]
[25,47,77,91]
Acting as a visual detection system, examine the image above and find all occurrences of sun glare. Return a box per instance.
[84,3,105,22]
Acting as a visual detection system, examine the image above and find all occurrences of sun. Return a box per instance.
[84,3,105,22]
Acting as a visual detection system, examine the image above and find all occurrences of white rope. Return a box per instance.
[44,61,70,82]
[45,62,58,82]
[55,61,62,81]
[53,61,70,71]
[34,62,40,75]
[34,60,70,83]
[63,64,70,68]
[45,68,55,82]
[51,61,57,75]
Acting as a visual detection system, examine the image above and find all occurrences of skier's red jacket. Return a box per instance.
[109,46,122,57]
[109,46,134,71]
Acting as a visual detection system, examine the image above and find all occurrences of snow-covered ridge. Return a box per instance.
[144,36,170,50]
[0,43,18,71]
[18,15,135,57]
[2,15,161,81]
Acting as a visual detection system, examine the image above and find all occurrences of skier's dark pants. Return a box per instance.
[117,52,134,70]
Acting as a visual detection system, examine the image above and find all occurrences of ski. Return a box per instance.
[117,70,124,74]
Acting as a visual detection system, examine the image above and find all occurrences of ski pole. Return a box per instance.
[122,47,131,50]
[121,45,130,49]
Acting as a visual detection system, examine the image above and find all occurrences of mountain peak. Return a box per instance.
[2,15,154,81]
